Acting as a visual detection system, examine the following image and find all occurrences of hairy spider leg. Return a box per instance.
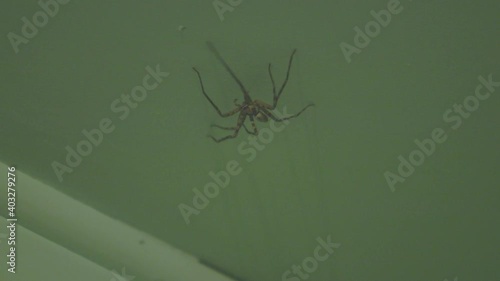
[260,103,314,122]
[206,41,252,103]
[193,67,241,117]
[268,49,297,109]
[210,112,248,143]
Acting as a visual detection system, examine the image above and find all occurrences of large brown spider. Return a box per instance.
[193,42,314,143]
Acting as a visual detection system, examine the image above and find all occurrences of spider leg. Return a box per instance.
[261,103,314,122]
[193,67,241,117]
[268,63,276,96]
[271,49,297,109]
[206,41,252,103]
[211,123,253,135]
[209,112,247,143]
[247,116,259,135]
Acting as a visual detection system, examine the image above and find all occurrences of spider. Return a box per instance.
[192,42,314,143]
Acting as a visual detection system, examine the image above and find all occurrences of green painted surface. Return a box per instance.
[0,1,499,280]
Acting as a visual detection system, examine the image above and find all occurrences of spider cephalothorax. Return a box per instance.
[239,102,268,122]
[193,42,314,143]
